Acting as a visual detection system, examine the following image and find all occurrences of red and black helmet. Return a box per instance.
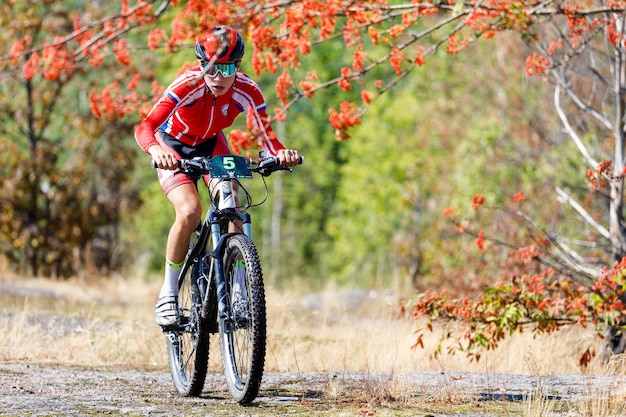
[195,26,244,63]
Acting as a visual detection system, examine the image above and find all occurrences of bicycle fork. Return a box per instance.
[208,222,234,335]
[205,181,253,332]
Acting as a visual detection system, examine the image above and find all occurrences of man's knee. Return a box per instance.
[175,201,202,227]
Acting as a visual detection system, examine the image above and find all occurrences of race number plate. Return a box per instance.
[209,155,253,179]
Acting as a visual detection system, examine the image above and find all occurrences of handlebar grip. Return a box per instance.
[263,156,304,166]
[150,160,182,169]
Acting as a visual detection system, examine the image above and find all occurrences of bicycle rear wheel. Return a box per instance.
[166,260,209,396]
[219,234,266,404]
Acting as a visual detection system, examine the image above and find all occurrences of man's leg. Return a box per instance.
[156,181,203,327]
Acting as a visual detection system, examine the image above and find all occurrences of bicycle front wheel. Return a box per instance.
[219,234,266,404]
[166,260,209,397]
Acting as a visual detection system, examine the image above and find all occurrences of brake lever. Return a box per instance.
[254,155,303,176]
[184,157,207,171]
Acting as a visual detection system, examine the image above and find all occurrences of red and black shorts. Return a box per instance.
[155,130,232,195]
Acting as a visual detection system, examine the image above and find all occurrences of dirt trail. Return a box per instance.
[2,361,626,416]
[0,362,323,416]
[2,278,626,416]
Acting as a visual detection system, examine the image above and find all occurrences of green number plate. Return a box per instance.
[209,155,253,179]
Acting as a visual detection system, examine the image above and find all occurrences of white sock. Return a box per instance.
[159,259,183,299]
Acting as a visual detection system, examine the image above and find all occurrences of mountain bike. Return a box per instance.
[152,154,302,404]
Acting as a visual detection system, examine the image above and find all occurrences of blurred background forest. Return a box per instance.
[0,1,588,298]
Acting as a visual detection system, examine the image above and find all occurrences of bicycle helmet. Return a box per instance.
[195,26,244,63]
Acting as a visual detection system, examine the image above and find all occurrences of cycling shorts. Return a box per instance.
[155,130,232,195]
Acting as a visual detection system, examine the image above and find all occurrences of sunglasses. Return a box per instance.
[200,61,238,77]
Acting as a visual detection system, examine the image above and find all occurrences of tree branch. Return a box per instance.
[553,84,599,170]
[555,186,610,239]
[549,237,603,277]
[74,0,172,60]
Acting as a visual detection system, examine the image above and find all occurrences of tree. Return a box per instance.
[5,0,626,354]
[410,2,626,359]
[0,0,163,276]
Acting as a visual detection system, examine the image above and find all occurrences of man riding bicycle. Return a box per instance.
[134,26,300,327]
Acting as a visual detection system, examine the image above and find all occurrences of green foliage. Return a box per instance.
[0,1,154,276]
[289,35,560,290]
[410,258,626,366]
[121,30,570,295]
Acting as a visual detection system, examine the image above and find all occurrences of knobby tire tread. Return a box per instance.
[220,234,266,404]
[166,259,210,397]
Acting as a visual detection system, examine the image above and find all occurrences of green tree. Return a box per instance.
[0,0,163,276]
[412,2,626,357]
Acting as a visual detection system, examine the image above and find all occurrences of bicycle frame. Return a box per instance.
[186,160,255,330]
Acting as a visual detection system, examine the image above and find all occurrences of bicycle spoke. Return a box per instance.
[166,260,210,397]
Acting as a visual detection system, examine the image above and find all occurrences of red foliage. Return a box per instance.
[471,194,485,210]
[512,191,526,202]
[353,45,366,72]
[389,47,404,75]
[22,52,40,80]
[410,261,626,366]
[328,101,362,140]
[148,29,168,50]
[417,190,626,366]
[414,46,426,66]
[475,230,485,251]
[113,39,131,66]
[10,37,29,65]
[587,160,614,190]
[525,52,550,76]
[276,71,294,107]
[7,0,624,139]
[89,81,149,121]
[360,90,372,105]
[338,67,352,91]
[228,129,258,156]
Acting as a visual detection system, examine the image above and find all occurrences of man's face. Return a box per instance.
[200,61,238,96]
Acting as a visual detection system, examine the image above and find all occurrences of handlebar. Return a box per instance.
[253,156,304,176]
[150,158,207,171]
[150,155,303,177]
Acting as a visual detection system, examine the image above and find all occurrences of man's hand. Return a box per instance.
[276,148,301,167]
[148,145,179,170]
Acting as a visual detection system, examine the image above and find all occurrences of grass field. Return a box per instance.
[2,272,626,416]
[0,272,610,375]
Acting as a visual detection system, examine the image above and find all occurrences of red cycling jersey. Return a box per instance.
[135,68,285,157]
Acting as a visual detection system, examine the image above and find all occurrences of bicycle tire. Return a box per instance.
[166,260,210,396]
[219,234,266,404]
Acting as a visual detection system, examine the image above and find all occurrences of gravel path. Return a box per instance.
[2,362,626,416]
[2,278,626,416]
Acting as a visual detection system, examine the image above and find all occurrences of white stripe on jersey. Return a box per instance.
[232,86,277,154]
[233,74,277,152]
[158,72,204,136]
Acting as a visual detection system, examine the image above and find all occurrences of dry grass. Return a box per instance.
[0,271,623,379]
[6,273,626,416]
[0,273,164,368]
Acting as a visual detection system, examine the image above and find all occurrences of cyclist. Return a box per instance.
[135,26,301,327]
